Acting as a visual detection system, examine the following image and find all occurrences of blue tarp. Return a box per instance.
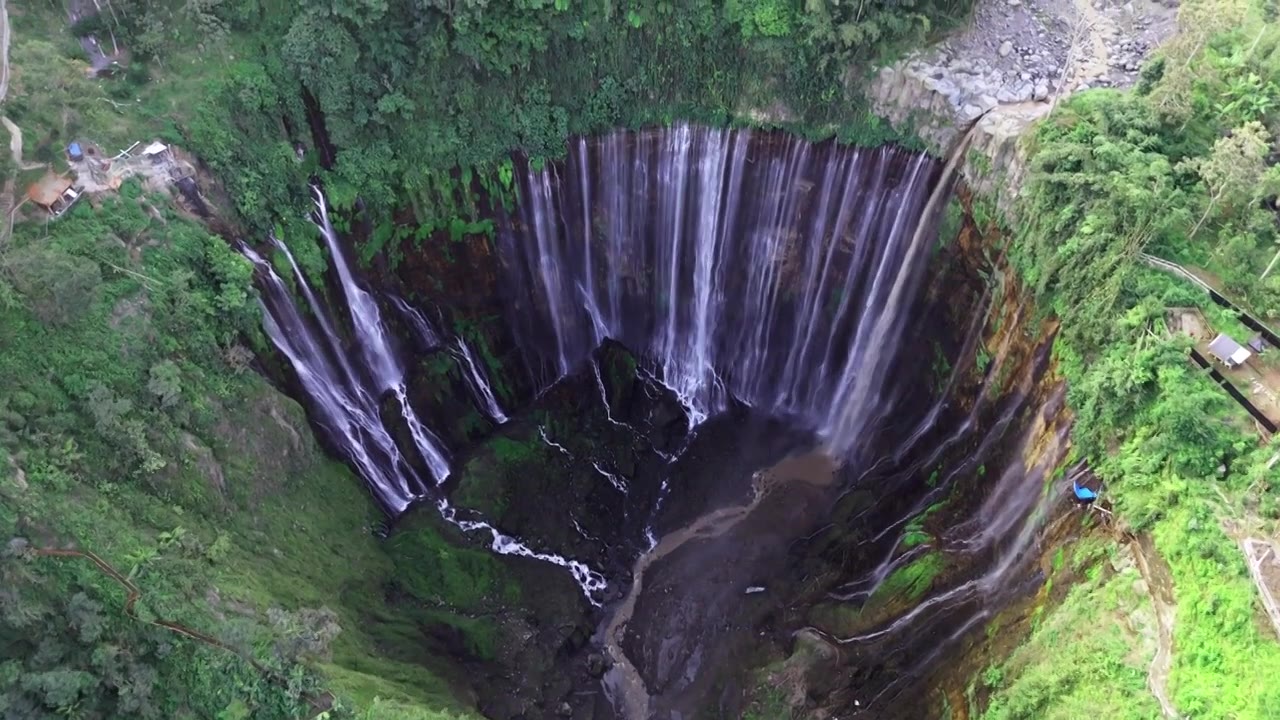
[1073,480,1098,502]
[67,143,83,161]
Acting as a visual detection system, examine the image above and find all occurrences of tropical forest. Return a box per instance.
[2,0,1280,718]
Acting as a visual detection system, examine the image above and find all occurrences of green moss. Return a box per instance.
[388,521,520,610]
[490,437,538,466]
[743,682,793,720]
[870,551,944,606]
[420,354,460,402]
[451,434,545,518]
[976,346,993,372]
[902,529,931,548]
[451,464,507,517]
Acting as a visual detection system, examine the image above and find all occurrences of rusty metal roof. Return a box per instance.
[26,173,74,207]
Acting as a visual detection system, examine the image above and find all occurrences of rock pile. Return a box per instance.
[866,0,1179,201]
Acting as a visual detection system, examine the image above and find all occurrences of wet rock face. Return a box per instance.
[382,342,695,720]
[442,342,689,584]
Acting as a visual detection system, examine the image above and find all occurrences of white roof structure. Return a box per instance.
[1209,333,1252,366]
[141,141,169,156]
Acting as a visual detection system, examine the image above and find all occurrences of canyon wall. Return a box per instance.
[263,140,1086,717]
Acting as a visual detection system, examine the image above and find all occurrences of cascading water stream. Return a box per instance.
[448,339,510,424]
[311,187,401,387]
[808,384,1073,714]
[241,244,429,511]
[499,126,942,461]
[389,295,444,350]
[388,294,509,423]
[244,195,608,603]
[305,193,453,487]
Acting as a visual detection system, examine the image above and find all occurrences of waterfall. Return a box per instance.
[389,295,444,350]
[449,338,510,424]
[390,294,509,424]
[311,188,402,388]
[246,201,604,602]
[245,128,952,608]
[499,125,941,458]
[241,244,432,512]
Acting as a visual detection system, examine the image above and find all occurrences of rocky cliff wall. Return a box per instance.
[866,0,1177,205]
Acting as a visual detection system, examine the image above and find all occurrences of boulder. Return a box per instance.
[586,653,608,678]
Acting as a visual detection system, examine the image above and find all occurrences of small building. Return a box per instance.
[1248,335,1267,354]
[24,173,83,218]
[1209,333,1252,368]
[27,173,71,209]
[67,142,84,162]
[141,141,171,164]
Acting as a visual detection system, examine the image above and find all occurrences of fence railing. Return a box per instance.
[1243,538,1280,641]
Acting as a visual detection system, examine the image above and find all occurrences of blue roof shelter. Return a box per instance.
[1073,478,1098,503]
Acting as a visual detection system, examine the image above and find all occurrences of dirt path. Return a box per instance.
[3,116,45,171]
[1130,535,1179,720]
[0,0,10,103]
[1242,538,1280,641]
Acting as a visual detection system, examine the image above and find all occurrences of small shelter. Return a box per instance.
[1248,335,1267,354]
[26,173,74,211]
[24,172,83,218]
[1209,333,1252,368]
[141,141,171,164]
[67,142,84,162]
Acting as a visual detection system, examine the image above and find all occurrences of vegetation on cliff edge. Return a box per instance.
[978,0,1280,717]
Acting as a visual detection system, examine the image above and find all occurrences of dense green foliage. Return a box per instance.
[1,187,257,486]
[14,0,1280,717]
[981,0,1280,717]
[0,187,482,716]
[84,0,971,229]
